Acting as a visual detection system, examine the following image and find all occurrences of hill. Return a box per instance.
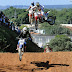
[0,52,72,72]
[1,4,72,10]
[44,4,72,9]
[0,25,44,52]
[0,25,18,52]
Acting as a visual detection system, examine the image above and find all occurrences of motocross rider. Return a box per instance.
[16,27,32,51]
[26,2,35,24]
[35,2,50,21]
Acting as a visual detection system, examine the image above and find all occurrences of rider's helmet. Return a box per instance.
[36,2,39,7]
[47,43,49,46]
[23,27,27,34]
[31,2,34,6]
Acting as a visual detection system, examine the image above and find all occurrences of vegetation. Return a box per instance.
[1,7,72,52]
[48,8,72,24]
[0,25,44,52]
[0,25,18,52]
[3,7,72,35]
[49,35,72,52]
[40,22,72,35]
[3,7,72,25]
[19,25,28,30]
[3,6,29,24]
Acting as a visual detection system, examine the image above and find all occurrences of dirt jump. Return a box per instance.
[0,52,72,72]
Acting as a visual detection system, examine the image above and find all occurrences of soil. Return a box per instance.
[0,52,72,72]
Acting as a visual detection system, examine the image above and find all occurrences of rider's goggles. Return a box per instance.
[24,30,27,31]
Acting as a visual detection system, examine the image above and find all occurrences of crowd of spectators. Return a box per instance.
[0,11,21,34]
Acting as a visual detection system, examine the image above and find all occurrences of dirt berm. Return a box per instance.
[0,52,72,72]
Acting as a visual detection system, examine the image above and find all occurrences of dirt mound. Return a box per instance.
[0,52,72,72]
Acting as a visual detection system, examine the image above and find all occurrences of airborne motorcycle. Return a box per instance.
[28,11,56,30]
[34,11,56,30]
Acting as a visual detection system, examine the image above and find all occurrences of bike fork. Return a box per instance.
[35,16,39,30]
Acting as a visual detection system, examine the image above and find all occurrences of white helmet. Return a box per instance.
[47,43,49,46]
[23,27,27,31]
[31,2,34,6]
[36,2,39,7]
[23,27,27,34]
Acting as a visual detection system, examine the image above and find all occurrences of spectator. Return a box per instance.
[3,14,6,25]
[17,27,21,34]
[5,17,9,26]
[44,43,52,53]
[0,16,2,25]
[15,25,18,32]
[12,22,15,31]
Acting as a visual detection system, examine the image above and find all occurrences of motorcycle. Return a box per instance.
[34,11,56,30]
[16,37,27,61]
[28,11,56,30]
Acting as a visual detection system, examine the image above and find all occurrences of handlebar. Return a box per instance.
[16,37,30,40]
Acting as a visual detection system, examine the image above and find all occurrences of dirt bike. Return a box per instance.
[28,10,56,30]
[34,11,56,30]
[16,37,28,61]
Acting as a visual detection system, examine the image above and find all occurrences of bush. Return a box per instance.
[40,22,72,35]
[49,35,72,52]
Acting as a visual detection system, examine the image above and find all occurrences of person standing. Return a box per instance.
[44,43,51,53]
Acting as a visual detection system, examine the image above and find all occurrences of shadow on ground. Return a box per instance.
[31,61,69,71]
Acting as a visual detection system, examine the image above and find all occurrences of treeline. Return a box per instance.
[3,7,72,25]
[3,7,72,36]
[40,22,72,35]
[1,7,72,52]
[49,35,72,52]
[47,8,72,24]
[3,6,29,25]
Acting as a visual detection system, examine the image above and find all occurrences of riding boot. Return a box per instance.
[22,48,24,56]
[31,19,33,25]
[41,16,44,22]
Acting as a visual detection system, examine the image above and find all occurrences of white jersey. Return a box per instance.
[37,5,44,11]
[28,5,35,14]
[30,5,33,10]
[19,39,25,45]
[31,5,44,12]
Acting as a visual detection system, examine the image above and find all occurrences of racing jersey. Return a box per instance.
[18,31,32,39]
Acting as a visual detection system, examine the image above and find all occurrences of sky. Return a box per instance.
[0,0,72,6]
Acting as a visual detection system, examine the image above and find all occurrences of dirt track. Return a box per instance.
[0,52,72,72]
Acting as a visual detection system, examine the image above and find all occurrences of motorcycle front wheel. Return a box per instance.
[18,48,22,61]
[47,16,56,25]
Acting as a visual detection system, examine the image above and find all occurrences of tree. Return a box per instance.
[49,35,72,52]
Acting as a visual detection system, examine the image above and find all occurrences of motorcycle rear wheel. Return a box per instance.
[35,19,38,30]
